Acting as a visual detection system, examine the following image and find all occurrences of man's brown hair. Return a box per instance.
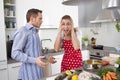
[26,8,42,22]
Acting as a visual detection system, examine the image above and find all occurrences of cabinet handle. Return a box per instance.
[12,66,20,68]
[0,68,7,71]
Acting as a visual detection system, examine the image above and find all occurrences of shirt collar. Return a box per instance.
[25,23,39,33]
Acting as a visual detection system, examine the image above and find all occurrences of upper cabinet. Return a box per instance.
[16,0,78,28]
[4,0,16,29]
[4,0,17,40]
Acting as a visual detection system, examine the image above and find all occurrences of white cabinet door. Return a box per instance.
[81,50,90,61]
[0,28,7,65]
[0,65,8,80]
[0,0,7,65]
[51,53,63,75]
[8,62,22,80]
[0,0,5,28]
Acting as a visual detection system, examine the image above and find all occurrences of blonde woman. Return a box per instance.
[54,15,83,72]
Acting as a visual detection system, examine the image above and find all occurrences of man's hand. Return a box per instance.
[48,56,56,64]
[36,56,48,67]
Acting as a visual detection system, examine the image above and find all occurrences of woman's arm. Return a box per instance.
[54,27,63,52]
[71,28,80,50]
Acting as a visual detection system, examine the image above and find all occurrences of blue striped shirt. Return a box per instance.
[11,23,44,80]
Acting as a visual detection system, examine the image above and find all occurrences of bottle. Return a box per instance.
[91,37,96,47]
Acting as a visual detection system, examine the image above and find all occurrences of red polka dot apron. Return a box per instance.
[61,39,83,72]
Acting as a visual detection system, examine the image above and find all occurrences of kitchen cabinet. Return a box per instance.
[16,0,78,28]
[0,0,5,28]
[4,0,16,29]
[81,50,90,61]
[0,0,7,65]
[51,53,63,75]
[0,1,8,80]
[4,0,17,40]
[44,53,63,77]
[0,28,7,65]
[8,62,22,80]
[0,65,8,80]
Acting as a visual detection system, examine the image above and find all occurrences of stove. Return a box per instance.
[89,49,109,60]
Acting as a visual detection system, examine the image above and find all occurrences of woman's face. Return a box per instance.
[61,19,72,36]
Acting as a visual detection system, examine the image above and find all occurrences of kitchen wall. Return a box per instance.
[38,22,120,49]
[15,0,120,48]
[81,22,120,47]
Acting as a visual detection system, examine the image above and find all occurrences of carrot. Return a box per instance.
[105,75,109,80]
[111,76,117,80]
[106,73,112,80]
[103,75,106,80]
[107,71,116,76]
[107,71,117,80]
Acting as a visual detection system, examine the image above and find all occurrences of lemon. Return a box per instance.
[72,74,78,80]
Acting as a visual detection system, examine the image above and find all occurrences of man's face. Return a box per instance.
[32,12,43,28]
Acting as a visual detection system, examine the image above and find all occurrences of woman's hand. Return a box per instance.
[48,56,56,64]
[59,23,64,33]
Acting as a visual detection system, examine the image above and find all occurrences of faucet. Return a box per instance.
[41,39,52,46]
[41,39,52,53]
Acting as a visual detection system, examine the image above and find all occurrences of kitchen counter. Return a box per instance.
[38,65,115,80]
[7,46,120,64]
[82,45,117,52]
[7,50,64,64]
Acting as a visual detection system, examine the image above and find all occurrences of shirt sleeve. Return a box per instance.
[11,30,36,64]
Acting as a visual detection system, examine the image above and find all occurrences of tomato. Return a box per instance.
[102,60,109,66]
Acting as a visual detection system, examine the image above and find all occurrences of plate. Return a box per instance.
[78,71,101,80]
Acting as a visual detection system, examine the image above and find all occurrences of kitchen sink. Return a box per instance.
[42,49,56,54]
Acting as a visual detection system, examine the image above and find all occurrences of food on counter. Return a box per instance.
[98,68,117,80]
[55,73,67,80]
[116,57,120,64]
[97,68,114,77]
[102,56,118,65]
[55,67,82,80]
[103,71,117,80]
[79,71,101,80]
[72,74,78,80]
[83,59,102,70]
[102,60,109,66]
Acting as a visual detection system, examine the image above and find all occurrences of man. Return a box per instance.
[11,8,56,80]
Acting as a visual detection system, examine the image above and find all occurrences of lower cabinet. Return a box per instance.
[51,53,63,75]
[0,65,8,80]
[44,53,63,77]
[8,62,22,80]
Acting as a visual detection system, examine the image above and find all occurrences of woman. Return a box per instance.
[54,15,83,72]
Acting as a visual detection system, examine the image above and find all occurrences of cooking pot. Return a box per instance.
[83,59,102,71]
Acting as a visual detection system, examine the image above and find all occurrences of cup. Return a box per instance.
[9,10,14,16]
